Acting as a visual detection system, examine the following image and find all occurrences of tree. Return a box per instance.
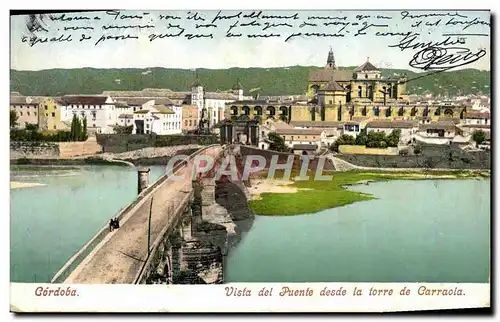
[331,134,356,152]
[414,144,423,155]
[268,132,289,152]
[386,129,401,147]
[25,123,38,132]
[10,110,18,128]
[366,131,387,148]
[70,115,78,141]
[113,124,133,134]
[82,117,88,141]
[472,130,487,146]
[70,115,86,141]
[355,128,368,146]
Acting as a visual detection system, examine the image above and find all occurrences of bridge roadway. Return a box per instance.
[62,145,222,284]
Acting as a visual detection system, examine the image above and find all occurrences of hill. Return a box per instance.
[10,66,490,97]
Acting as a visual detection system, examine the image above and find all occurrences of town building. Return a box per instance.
[226,48,466,125]
[182,105,199,133]
[342,121,362,139]
[103,81,250,132]
[10,95,41,129]
[463,111,490,125]
[365,120,419,144]
[292,144,319,155]
[275,128,324,152]
[38,97,66,131]
[289,121,343,147]
[60,95,117,134]
[132,101,181,135]
[415,122,463,145]
[191,79,246,127]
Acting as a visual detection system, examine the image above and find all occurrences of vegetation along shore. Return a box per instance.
[248,170,490,216]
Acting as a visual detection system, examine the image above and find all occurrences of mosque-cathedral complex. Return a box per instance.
[226,48,466,124]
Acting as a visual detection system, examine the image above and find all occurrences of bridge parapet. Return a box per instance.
[52,144,223,284]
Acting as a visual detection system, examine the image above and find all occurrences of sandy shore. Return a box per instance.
[10,181,46,189]
[248,179,311,200]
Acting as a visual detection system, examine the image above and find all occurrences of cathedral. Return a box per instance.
[225,48,466,124]
[300,47,463,122]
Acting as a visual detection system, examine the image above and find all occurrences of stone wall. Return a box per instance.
[96,134,219,153]
[10,140,102,159]
[58,140,102,158]
[337,144,490,169]
[339,145,398,155]
[10,141,60,159]
[240,146,335,171]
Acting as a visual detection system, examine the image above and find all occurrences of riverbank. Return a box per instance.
[11,181,46,189]
[10,157,130,166]
[248,170,489,216]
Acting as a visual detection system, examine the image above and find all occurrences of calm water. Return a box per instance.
[10,165,166,283]
[226,179,490,283]
[11,170,490,284]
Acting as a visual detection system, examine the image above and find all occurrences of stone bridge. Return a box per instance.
[51,144,253,285]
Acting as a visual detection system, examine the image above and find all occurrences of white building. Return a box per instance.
[470,98,490,112]
[414,122,461,145]
[365,120,419,144]
[290,121,343,148]
[275,128,325,152]
[131,101,182,135]
[113,98,183,135]
[342,122,362,139]
[463,111,490,125]
[190,79,244,127]
[60,95,118,134]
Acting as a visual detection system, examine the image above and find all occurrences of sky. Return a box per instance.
[10,10,491,72]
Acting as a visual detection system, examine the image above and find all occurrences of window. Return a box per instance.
[365,74,368,79]
[51,112,55,117]
[34,112,37,116]
[19,112,23,116]
[45,105,48,110]
[92,123,96,127]
[146,124,149,129]
[329,100,333,105]
[27,112,30,116]
[53,125,56,129]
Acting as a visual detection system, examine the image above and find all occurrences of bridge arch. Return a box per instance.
[267,106,276,118]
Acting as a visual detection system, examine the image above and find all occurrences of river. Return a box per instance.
[10,165,166,283]
[226,179,490,283]
[10,167,490,283]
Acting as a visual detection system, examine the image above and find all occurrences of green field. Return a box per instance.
[249,170,488,216]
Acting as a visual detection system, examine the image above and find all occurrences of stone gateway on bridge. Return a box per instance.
[52,145,254,285]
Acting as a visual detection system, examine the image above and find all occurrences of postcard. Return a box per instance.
[9,8,491,313]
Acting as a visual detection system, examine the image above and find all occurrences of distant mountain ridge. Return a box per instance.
[10,66,490,97]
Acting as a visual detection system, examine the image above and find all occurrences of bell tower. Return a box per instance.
[326,46,336,69]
